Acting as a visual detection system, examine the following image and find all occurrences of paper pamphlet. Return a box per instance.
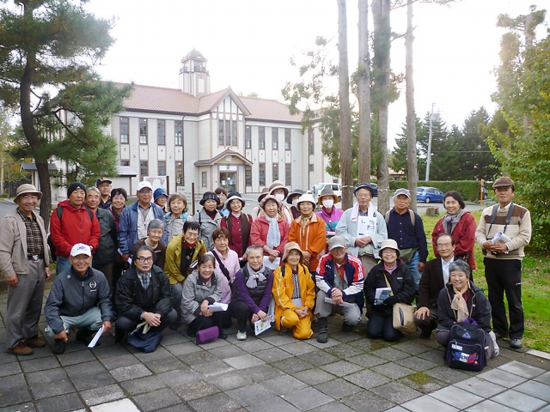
[374,287,392,305]
[208,302,229,312]
[254,315,274,336]
[324,297,355,308]
[357,215,376,237]
[492,231,511,244]
[263,256,281,270]
[87,325,104,348]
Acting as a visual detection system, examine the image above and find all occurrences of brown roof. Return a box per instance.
[122,84,199,115]
[239,96,302,123]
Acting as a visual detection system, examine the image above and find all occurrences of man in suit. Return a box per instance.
[414,233,455,338]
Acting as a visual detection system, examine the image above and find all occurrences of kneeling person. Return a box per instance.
[115,245,177,343]
[272,242,315,340]
[315,236,365,343]
[44,244,113,354]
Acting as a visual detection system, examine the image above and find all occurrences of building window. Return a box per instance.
[202,171,208,187]
[225,120,231,146]
[120,117,129,144]
[175,161,183,185]
[272,128,278,150]
[308,129,314,155]
[218,119,237,147]
[219,120,224,146]
[121,160,129,166]
[175,121,182,146]
[309,164,314,172]
[285,163,291,186]
[157,120,165,145]
[245,125,251,149]
[245,165,252,186]
[259,127,265,150]
[139,119,147,144]
[232,121,237,146]
[259,163,265,186]
[285,128,291,150]
[158,161,166,176]
[272,163,279,181]
[140,161,148,180]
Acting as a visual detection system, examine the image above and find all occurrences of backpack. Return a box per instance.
[385,209,415,227]
[446,319,487,372]
[47,206,94,262]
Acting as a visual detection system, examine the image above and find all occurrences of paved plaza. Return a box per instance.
[1,282,550,412]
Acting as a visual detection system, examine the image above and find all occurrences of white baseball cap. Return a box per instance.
[70,243,92,257]
[136,181,153,192]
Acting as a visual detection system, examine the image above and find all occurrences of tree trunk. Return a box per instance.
[337,0,353,210]
[372,0,391,214]
[357,0,371,184]
[405,0,418,211]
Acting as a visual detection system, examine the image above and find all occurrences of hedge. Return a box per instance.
[388,181,489,202]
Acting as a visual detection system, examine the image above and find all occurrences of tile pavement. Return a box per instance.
[1,287,549,412]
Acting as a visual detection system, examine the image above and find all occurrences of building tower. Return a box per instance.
[179,49,210,97]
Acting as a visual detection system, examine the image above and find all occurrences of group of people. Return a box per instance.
[0,176,530,365]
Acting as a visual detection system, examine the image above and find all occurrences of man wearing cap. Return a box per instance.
[336,183,387,275]
[189,191,222,251]
[475,177,531,349]
[119,181,167,262]
[49,182,100,275]
[385,188,428,288]
[96,177,112,210]
[315,236,365,343]
[0,184,51,355]
[44,243,114,354]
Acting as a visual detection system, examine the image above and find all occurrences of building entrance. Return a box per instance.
[219,172,237,193]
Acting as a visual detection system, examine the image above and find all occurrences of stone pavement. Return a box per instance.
[1,285,549,412]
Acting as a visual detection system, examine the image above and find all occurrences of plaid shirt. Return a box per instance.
[17,208,44,256]
[136,270,152,290]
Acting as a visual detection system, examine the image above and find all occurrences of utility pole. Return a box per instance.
[425,103,434,182]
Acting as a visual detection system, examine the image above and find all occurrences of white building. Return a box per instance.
[108,49,336,196]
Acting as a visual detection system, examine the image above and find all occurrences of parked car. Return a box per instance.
[416,186,444,203]
[370,183,378,197]
[312,183,342,202]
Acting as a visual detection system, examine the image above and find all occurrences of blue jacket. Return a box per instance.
[118,202,168,256]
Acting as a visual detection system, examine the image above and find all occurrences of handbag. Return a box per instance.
[196,326,219,345]
[127,324,163,353]
[383,273,417,334]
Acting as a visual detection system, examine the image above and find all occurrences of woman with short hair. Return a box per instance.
[133,219,167,270]
[164,193,188,241]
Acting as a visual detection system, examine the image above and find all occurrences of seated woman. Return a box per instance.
[207,228,240,328]
[272,242,315,340]
[231,245,274,341]
[250,195,289,268]
[164,220,207,324]
[181,254,226,338]
[164,193,189,241]
[133,219,167,270]
[435,260,498,360]
[364,239,416,342]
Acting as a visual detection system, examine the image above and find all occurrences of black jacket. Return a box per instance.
[115,265,172,322]
[437,281,492,333]
[364,260,416,316]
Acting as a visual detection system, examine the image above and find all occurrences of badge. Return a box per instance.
[89,280,97,289]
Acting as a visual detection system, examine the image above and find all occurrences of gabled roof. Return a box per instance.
[197,88,251,116]
[239,96,302,123]
[122,84,199,115]
[194,148,253,167]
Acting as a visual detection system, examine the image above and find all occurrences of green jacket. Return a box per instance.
[164,233,206,285]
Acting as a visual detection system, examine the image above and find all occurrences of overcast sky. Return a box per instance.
[86,0,546,147]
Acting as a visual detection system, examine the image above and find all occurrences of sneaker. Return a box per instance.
[53,339,65,355]
[25,336,46,348]
[489,331,500,357]
[236,331,247,341]
[510,338,523,349]
[341,323,354,333]
[7,341,33,356]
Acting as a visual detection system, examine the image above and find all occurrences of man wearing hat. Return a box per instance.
[475,177,531,349]
[50,182,100,275]
[96,177,112,210]
[315,236,365,343]
[189,191,222,251]
[0,184,51,355]
[336,183,388,274]
[119,181,168,262]
[385,188,428,288]
[44,243,114,354]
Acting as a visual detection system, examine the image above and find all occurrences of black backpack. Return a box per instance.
[445,319,487,372]
[47,206,94,262]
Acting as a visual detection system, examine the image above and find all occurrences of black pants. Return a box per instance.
[367,310,402,342]
[116,309,177,333]
[414,307,439,335]
[187,312,223,336]
[484,258,524,339]
[231,300,256,333]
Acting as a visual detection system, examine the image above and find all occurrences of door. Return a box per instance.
[219,172,237,193]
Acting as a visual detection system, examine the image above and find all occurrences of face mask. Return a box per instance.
[323,199,334,209]
[292,199,299,208]
[275,194,285,202]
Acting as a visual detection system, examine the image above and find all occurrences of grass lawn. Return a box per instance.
[421,209,550,352]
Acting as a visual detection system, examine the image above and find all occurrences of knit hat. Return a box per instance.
[282,242,303,262]
[153,187,168,201]
[67,182,87,198]
[15,184,42,201]
[226,192,245,208]
[199,191,220,206]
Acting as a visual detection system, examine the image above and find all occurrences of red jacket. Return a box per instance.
[431,211,476,269]
[49,200,100,258]
[250,215,289,257]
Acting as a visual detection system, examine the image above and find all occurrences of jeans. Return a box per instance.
[55,257,72,276]
[408,251,421,289]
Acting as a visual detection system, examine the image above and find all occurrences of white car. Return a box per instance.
[312,183,342,202]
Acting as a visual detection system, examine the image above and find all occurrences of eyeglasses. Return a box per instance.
[136,256,153,263]
[436,243,453,249]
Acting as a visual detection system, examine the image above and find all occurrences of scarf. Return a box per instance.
[451,286,470,322]
[245,263,266,288]
[350,201,376,221]
[443,208,465,235]
[265,215,281,248]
